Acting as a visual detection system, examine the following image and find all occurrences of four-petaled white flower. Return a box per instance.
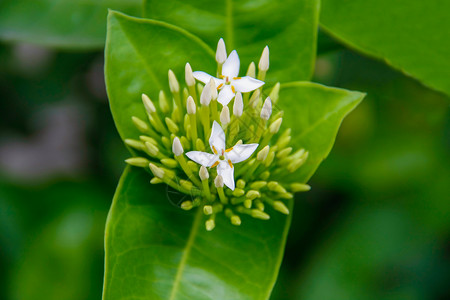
[193,50,264,106]
[186,121,258,190]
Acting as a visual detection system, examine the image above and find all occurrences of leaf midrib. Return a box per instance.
[169,208,203,300]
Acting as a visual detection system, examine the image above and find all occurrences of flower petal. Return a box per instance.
[232,76,264,93]
[209,121,226,153]
[193,71,223,86]
[217,85,235,106]
[217,161,235,190]
[227,143,259,164]
[185,151,217,167]
[222,50,240,78]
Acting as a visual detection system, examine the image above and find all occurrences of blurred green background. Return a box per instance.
[0,23,449,300]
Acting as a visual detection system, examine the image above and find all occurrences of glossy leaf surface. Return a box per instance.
[0,0,141,49]
[143,0,320,83]
[279,82,365,183]
[103,11,363,300]
[320,0,450,96]
[103,167,292,300]
[105,11,215,141]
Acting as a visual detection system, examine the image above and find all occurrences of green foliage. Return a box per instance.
[143,0,320,83]
[320,0,450,96]
[279,82,364,183]
[105,11,215,141]
[103,167,293,300]
[1,0,448,299]
[0,180,108,300]
[103,11,364,299]
[0,0,141,49]
[269,50,450,300]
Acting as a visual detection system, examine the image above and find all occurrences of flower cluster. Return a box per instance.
[125,38,310,231]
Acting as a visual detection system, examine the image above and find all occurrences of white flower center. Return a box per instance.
[217,75,240,93]
[211,146,234,169]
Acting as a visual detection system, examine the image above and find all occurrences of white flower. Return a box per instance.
[186,121,258,190]
[193,50,265,106]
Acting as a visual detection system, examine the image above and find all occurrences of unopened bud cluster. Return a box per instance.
[124,39,310,231]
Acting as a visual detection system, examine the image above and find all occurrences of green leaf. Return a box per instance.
[103,167,292,300]
[105,11,215,140]
[103,10,364,300]
[143,0,320,83]
[0,0,141,49]
[279,82,365,183]
[104,11,292,299]
[320,0,450,96]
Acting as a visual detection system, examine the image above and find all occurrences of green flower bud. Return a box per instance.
[125,157,150,167]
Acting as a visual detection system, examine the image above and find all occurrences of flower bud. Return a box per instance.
[208,78,218,101]
[273,201,289,215]
[205,219,216,231]
[203,205,213,215]
[199,165,209,180]
[232,188,245,197]
[291,183,311,192]
[145,142,159,157]
[125,157,150,167]
[269,118,283,134]
[258,46,270,71]
[246,62,256,78]
[200,83,211,106]
[131,116,149,132]
[185,62,195,87]
[186,96,196,115]
[246,190,261,200]
[159,90,170,113]
[125,139,144,150]
[161,158,178,168]
[141,93,156,114]
[260,97,272,120]
[220,106,230,125]
[244,199,252,209]
[249,89,260,108]
[214,175,224,188]
[249,181,267,189]
[255,200,265,211]
[165,117,179,134]
[149,163,164,179]
[215,38,227,64]
[230,215,241,226]
[233,92,243,117]
[180,180,193,190]
[268,181,287,193]
[140,135,157,145]
[181,201,193,210]
[257,145,270,161]
[260,171,270,180]
[237,179,246,189]
[172,137,184,156]
[196,138,205,151]
[269,82,280,103]
[168,69,179,93]
[250,209,270,220]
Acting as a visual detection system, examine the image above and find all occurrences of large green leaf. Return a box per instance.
[143,0,319,83]
[103,167,292,300]
[104,11,292,299]
[105,11,215,140]
[279,82,365,183]
[0,0,141,49]
[103,11,364,300]
[320,0,450,96]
